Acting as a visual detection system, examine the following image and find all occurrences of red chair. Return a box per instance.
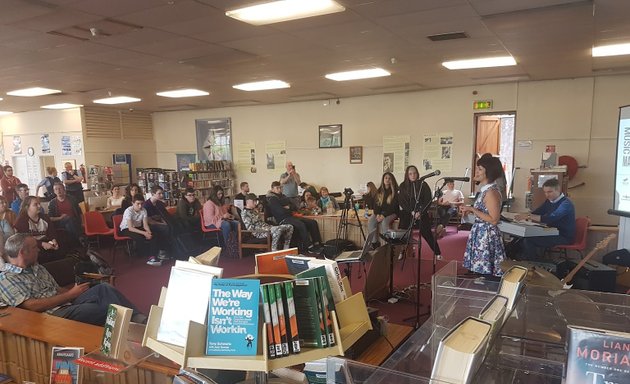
[112,215,133,261]
[199,209,222,246]
[551,216,590,259]
[83,211,114,250]
[166,206,177,216]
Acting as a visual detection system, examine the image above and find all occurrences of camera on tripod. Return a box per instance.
[343,187,354,198]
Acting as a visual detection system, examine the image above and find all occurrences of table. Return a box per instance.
[305,210,370,245]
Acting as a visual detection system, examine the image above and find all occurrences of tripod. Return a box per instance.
[335,191,366,278]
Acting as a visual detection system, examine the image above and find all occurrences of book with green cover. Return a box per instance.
[274,282,290,356]
[260,285,276,359]
[297,266,337,346]
[293,278,325,348]
[100,304,132,358]
[314,276,333,347]
[267,283,284,356]
[282,281,300,354]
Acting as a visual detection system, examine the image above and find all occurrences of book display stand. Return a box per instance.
[142,279,371,374]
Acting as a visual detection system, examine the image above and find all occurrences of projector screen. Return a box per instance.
[612,105,630,217]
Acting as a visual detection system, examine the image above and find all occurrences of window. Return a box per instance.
[195,118,232,161]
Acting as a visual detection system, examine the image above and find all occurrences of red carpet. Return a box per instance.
[106,226,469,326]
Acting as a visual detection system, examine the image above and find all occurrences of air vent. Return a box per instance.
[427,32,469,42]
[221,100,261,107]
[289,92,336,101]
[157,104,199,111]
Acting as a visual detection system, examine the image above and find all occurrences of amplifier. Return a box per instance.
[555,260,616,292]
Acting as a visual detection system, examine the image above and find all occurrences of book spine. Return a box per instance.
[274,283,290,356]
[293,279,324,348]
[283,281,300,354]
[260,285,276,359]
[320,277,336,346]
[314,277,329,347]
[268,283,284,356]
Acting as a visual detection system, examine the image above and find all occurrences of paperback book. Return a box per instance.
[50,347,83,384]
[565,325,630,384]
[206,278,260,356]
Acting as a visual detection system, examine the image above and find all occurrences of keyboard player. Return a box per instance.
[511,178,575,260]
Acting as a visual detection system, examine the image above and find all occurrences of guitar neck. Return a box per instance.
[562,234,616,285]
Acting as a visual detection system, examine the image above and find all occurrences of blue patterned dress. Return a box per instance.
[463,183,506,276]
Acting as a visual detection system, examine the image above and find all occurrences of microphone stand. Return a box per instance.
[400,178,433,329]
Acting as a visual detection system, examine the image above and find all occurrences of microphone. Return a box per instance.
[448,177,470,182]
[419,170,440,180]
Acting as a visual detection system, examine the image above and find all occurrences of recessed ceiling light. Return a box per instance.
[233,80,290,91]
[41,103,83,110]
[156,89,210,98]
[7,87,61,97]
[226,0,345,26]
[0,111,13,116]
[592,42,630,57]
[0,97,3,101]
[442,56,516,70]
[93,96,141,105]
[325,68,391,81]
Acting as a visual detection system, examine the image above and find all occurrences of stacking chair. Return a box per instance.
[199,209,222,246]
[112,215,133,262]
[238,225,272,259]
[550,216,590,259]
[83,211,114,251]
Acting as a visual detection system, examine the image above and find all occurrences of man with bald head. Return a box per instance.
[280,161,301,206]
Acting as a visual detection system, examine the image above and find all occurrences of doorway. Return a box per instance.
[473,112,516,197]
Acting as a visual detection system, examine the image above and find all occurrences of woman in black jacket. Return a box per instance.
[398,165,441,257]
[367,172,399,248]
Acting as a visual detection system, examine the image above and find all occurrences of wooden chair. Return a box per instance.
[112,215,133,260]
[550,216,590,259]
[83,211,114,250]
[78,201,88,215]
[238,225,272,258]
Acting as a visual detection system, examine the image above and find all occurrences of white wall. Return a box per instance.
[154,76,630,226]
[0,109,85,191]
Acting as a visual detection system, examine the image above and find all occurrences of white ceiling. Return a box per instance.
[0,0,629,113]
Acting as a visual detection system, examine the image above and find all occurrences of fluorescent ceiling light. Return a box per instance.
[233,80,290,91]
[156,89,210,98]
[226,0,345,26]
[7,87,61,97]
[0,111,13,116]
[41,103,83,110]
[593,42,630,57]
[0,97,3,101]
[442,56,516,70]
[93,96,141,105]
[325,68,391,81]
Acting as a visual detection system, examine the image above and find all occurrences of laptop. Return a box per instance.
[335,230,377,263]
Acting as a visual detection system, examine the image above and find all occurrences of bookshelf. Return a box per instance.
[142,279,371,372]
[183,161,235,203]
[136,168,180,206]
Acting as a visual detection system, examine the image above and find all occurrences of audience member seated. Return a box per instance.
[513,178,576,260]
[436,177,464,236]
[121,194,161,267]
[14,196,61,264]
[176,187,202,233]
[10,184,29,214]
[299,182,319,200]
[318,187,339,214]
[0,233,147,326]
[299,196,321,216]
[107,185,124,209]
[1,165,21,205]
[267,181,322,253]
[242,193,293,251]
[48,183,83,242]
[36,167,62,201]
[368,172,399,248]
[120,183,142,213]
[203,185,240,248]
[299,190,314,210]
[0,196,16,259]
[61,162,85,203]
[143,186,175,261]
[233,181,249,215]
[363,181,377,210]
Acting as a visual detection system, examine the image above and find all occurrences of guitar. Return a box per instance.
[561,233,617,289]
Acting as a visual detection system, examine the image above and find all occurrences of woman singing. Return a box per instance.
[461,154,506,276]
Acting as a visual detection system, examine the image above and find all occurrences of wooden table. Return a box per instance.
[305,210,370,245]
[356,323,414,366]
[0,307,178,384]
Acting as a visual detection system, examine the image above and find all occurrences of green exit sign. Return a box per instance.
[473,100,493,110]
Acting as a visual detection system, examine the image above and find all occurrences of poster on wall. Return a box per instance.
[265,141,286,171]
[61,135,71,155]
[237,142,256,174]
[41,134,51,154]
[176,154,196,172]
[422,132,453,172]
[382,135,410,176]
[26,154,41,191]
[71,136,83,155]
[13,136,21,154]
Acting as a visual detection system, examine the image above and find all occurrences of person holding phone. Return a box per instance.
[280,161,301,207]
